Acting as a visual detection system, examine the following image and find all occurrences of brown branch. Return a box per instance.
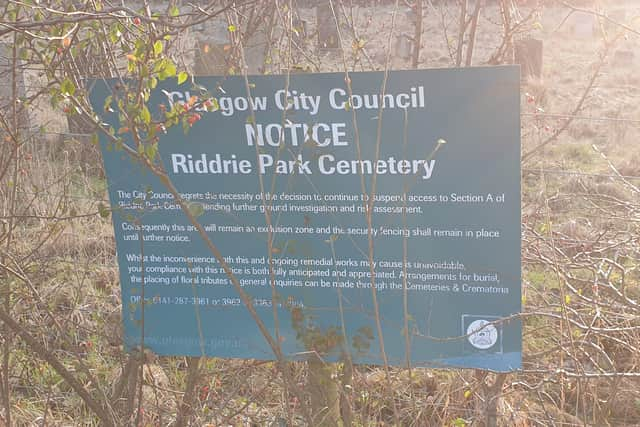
[560,1,640,37]
[464,0,483,67]
[0,306,115,426]
[174,357,201,427]
[455,0,468,67]
[411,0,423,68]
[522,45,608,162]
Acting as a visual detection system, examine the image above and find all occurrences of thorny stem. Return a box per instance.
[329,0,402,424]
[1,32,20,427]
[229,2,312,423]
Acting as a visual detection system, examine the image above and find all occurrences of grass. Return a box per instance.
[550,142,596,165]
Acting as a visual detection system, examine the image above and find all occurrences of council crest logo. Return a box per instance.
[467,319,498,350]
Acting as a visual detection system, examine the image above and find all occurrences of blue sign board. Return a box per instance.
[91,67,521,371]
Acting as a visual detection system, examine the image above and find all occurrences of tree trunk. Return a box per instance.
[412,0,423,69]
[308,356,341,426]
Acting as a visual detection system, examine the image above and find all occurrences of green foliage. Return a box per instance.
[187,202,205,218]
[60,78,76,96]
[153,40,163,56]
[291,307,343,355]
[451,417,467,427]
[97,202,110,219]
[352,326,374,355]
